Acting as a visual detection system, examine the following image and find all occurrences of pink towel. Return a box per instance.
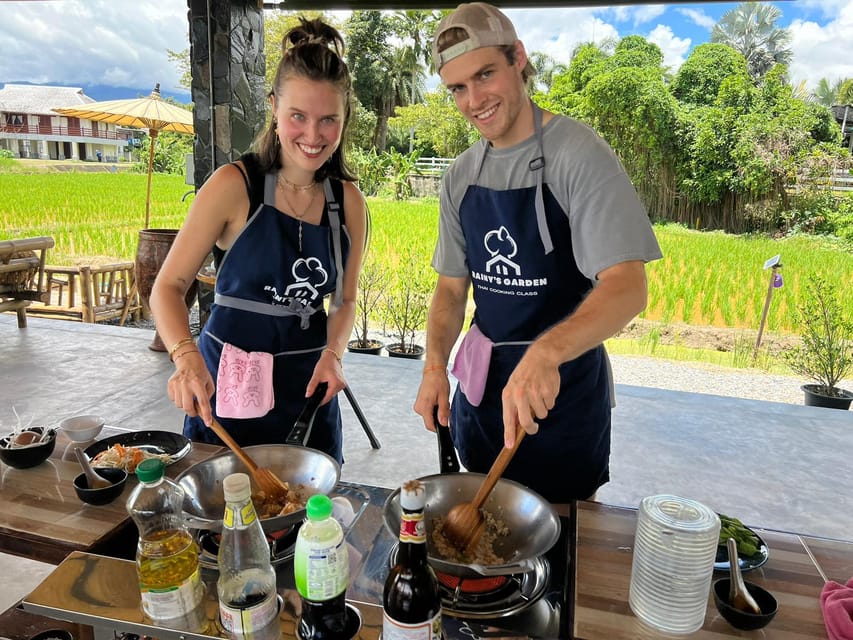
[216,342,274,419]
[450,324,493,407]
[822,577,853,640]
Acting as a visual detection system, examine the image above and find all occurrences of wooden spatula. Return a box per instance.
[443,423,527,554]
[203,409,290,502]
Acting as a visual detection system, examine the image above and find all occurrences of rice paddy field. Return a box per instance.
[3,171,853,345]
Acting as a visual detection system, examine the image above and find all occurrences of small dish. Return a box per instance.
[714,525,769,573]
[58,415,105,442]
[713,578,778,630]
[73,467,128,505]
[84,430,191,465]
[28,631,74,640]
[28,630,74,640]
[0,426,56,469]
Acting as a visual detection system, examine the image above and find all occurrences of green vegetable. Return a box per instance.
[718,513,761,557]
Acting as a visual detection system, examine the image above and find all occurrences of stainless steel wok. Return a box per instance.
[176,444,340,533]
[383,471,561,578]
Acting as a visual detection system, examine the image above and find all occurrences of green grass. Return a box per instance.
[3,170,853,371]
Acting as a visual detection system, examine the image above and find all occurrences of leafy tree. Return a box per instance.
[671,43,749,106]
[839,79,853,106]
[608,35,663,70]
[388,90,477,157]
[346,11,396,150]
[166,49,192,92]
[711,2,792,80]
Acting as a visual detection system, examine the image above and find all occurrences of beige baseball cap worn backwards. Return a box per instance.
[432,2,525,72]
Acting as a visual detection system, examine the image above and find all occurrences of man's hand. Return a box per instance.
[414,368,452,432]
[501,344,560,447]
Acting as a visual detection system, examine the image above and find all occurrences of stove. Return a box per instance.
[20,482,574,640]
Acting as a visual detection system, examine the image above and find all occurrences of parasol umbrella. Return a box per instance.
[53,83,194,229]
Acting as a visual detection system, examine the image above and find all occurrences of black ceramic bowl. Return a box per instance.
[73,468,128,505]
[28,630,74,640]
[713,578,778,630]
[0,427,57,469]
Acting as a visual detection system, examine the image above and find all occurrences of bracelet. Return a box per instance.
[423,364,447,375]
[172,348,200,363]
[323,347,342,363]
[168,337,195,360]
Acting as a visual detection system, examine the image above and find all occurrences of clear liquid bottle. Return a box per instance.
[126,458,205,630]
[383,480,442,640]
[294,494,350,640]
[217,472,279,633]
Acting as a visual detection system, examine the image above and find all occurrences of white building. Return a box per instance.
[0,84,133,162]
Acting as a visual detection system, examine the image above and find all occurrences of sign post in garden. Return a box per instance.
[754,254,783,357]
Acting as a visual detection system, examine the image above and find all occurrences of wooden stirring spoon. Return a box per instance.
[201,407,290,502]
[443,424,527,554]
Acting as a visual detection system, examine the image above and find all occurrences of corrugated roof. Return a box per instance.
[0,84,94,116]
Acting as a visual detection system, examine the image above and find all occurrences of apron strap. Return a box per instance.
[471,101,553,255]
[214,293,318,329]
[263,172,276,206]
[530,104,553,254]
[323,178,345,308]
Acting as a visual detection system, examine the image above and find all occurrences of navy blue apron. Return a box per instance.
[184,174,349,464]
[451,104,611,502]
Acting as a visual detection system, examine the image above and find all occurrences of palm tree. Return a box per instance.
[527,51,568,94]
[391,10,441,151]
[711,2,792,79]
[812,78,845,107]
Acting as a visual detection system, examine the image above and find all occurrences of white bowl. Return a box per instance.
[58,414,105,442]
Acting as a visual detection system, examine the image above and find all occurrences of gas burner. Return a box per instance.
[197,525,300,569]
[387,544,550,620]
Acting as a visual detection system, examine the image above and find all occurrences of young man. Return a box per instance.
[413,2,662,503]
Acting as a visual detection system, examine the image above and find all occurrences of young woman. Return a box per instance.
[151,18,366,463]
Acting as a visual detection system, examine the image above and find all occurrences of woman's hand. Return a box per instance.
[167,351,216,425]
[307,348,346,406]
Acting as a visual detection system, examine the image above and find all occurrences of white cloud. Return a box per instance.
[0,0,189,95]
[787,1,853,91]
[647,24,691,74]
[609,4,666,27]
[676,7,717,30]
[507,8,620,65]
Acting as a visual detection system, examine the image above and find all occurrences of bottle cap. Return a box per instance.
[136,458,165,482]
[400,479,426,510]
[223,472,252,502]
[306,494,332,520]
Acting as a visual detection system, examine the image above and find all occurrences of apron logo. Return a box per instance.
[264,257,328,306]
[484,226,521,276]
[470,226,547,294]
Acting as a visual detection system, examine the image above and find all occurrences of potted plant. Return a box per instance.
[347,255,388,356]
[383,254,433,359]
[784,273,853,409]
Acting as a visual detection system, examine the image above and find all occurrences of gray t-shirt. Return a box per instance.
[433,114,662,279]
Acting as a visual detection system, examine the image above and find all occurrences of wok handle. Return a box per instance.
[286,382,328,446]
[434,406,460,474]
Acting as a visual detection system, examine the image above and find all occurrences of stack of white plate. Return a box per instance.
[629,494,721,634]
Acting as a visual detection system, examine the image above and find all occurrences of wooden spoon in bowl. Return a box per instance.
[443,424,527,554]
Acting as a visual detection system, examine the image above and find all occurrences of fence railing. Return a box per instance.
[0,123,127,141]
[414,157,453,175]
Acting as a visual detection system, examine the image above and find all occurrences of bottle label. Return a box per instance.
[140,567,203,621]
[223,503,258,528]
[399,512,426,544]
[219,591,279,633]
[382,610,442,640]
[301,539,348,601]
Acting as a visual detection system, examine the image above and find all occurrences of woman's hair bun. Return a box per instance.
[282,18,344,57]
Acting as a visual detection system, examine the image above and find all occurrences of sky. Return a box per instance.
[0,1,852,104]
